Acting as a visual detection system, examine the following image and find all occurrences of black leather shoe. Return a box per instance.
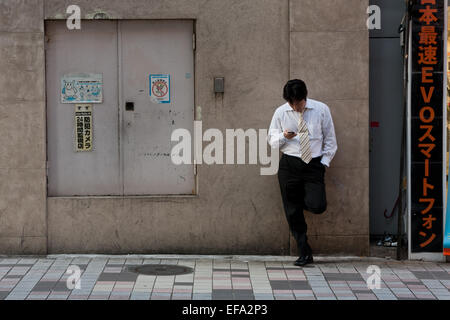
[294,255,314,267]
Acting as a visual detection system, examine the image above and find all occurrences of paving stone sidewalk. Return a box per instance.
[1,255,450,300]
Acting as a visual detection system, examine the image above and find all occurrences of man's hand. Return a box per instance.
[284,130,297,140]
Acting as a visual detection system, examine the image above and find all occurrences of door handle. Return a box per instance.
[125,102,134,130]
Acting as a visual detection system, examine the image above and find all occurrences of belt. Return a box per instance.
[282,153,322,162]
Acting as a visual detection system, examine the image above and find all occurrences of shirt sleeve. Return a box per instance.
[320,105,338,167]
[267,109,287,149]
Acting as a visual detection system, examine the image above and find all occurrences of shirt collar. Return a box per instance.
[284,99,314,112]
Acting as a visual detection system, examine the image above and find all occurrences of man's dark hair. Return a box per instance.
[283,79,308,104]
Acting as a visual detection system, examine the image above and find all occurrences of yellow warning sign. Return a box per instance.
[75,104,93,152]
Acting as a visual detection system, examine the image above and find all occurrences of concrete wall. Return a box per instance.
[289,0,370,256]
[0,0,369,256]
[0,0,47,254]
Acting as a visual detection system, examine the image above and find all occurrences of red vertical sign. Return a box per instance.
[410,0,445,253]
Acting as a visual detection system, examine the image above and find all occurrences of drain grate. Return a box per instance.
[128,264,194,276]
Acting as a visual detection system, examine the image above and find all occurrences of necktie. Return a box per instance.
[298,111,312,164]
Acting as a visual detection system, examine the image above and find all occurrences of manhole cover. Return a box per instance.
[128,264,194,276]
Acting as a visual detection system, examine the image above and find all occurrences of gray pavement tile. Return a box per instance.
[130,294,151,300]
[212,289,233,293]
[430,272,450,280]
[32,281,57,291]
[52,281,71,292]
[323,273,364,281]
[213,296,232,300]
[376,296,397,300]
[289,280,312,290]
[233,289,254,294]
[0,259,19,265]
[68,296,89,300]
[316,297,336,300]
[309,281,330,287]
[212,292,233,299]
[254,294,274,298]
[107,259,125,265]
[174,282,193,286]
[402,279,421,283]
[411,271,435,279]
[3,276,22,279]
[312,288,333,293]
[352,289,372,294]
[234,296,255,300]
[269,280,290,290]
[192,294,212,300]
[5,295,28,300]
[0,292,9,300]
[230,269,249,272]
[97,272,138,282]
[422,280,446,289]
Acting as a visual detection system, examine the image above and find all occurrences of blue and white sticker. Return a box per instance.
[150,74,171,104]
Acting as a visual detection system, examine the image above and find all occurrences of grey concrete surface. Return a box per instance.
[0,0,369,256]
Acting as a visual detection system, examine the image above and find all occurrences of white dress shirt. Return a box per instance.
[268,99,338,167]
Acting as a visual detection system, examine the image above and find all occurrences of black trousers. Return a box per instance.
[278,153,327,257]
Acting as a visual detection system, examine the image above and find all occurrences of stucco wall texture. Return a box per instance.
[0,0,369,256]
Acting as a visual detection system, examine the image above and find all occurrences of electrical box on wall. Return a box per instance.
[214,77,224,93]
